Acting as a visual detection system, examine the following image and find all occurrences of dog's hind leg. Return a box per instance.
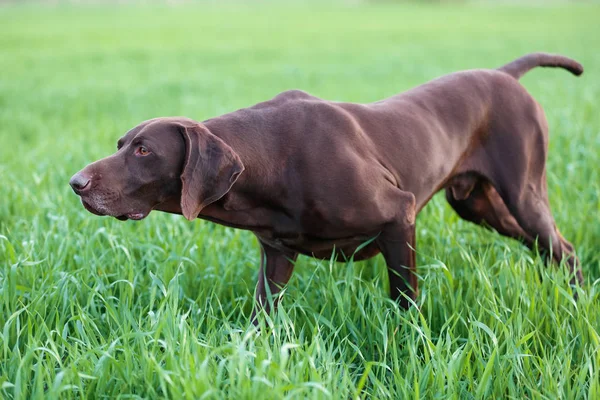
[484,116,583,286]
[496,176,582,286]
[447,172,582,287]
[446,175,535,246]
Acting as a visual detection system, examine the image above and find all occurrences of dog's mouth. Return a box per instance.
[81,199,148,221]
[81,199,104,216]
[117,212,148,221]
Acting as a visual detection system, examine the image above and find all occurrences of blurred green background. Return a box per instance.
[1,1,599,399]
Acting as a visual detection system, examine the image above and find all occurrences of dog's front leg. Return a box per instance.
[376,191,418,310]
[251,240,298,323]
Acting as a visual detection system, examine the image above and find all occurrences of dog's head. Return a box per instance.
[69,117,244,221]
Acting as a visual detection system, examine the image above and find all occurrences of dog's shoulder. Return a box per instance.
[272,89,319,102]
[247,89,322,111]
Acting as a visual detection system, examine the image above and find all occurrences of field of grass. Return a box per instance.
[1,2,599,399]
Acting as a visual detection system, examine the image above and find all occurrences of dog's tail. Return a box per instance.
[498,53,583,80]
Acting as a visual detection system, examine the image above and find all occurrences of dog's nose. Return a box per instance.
[69,172,91,194]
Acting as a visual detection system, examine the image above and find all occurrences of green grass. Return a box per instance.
[1,2,599,399]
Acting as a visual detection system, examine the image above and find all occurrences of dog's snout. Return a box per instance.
[69,172,91,194]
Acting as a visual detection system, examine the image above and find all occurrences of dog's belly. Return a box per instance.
[257,233,381,261]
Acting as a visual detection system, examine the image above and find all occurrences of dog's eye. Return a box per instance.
[136,146,150,156]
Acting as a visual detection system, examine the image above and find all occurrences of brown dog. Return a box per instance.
[70,53,584,316]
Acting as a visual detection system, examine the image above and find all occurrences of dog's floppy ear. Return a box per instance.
[178,123,244,221]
